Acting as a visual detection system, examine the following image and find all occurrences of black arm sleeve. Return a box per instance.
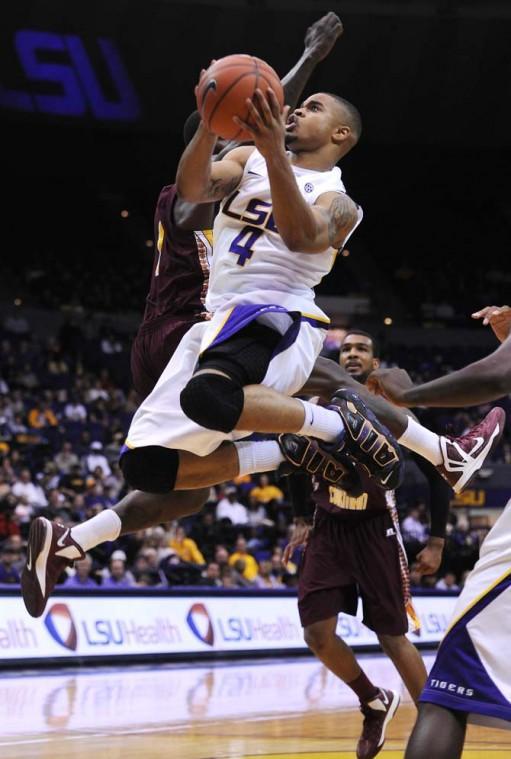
[411,453,451,538]
[286,471,315,520]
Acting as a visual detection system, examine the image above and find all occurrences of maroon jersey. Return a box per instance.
[141,184,212,326]
[313,465,393,522]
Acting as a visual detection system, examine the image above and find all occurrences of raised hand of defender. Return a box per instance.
[472,304,511,343]
[283,517,312,566]
[304,11,344,62]
[233,88,289,158]
[367,367,415,407]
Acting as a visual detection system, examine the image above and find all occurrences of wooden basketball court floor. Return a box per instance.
[1,654,509,758]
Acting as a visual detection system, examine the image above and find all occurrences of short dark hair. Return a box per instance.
[325,93,362,142]
[342,328,379,358]
[183,110,202,146]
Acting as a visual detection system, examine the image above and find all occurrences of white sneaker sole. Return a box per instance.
[378,690,400,750]
[34,517,53,600]
[447,421,502,494]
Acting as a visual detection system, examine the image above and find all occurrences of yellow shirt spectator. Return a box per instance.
[228,537,259,581]
[169,526,205,565]
[250,474,284,504]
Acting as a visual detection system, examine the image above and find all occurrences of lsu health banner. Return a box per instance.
[0,591,457,664]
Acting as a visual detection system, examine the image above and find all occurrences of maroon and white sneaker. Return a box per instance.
[357,688,400,759]
[21,517,85,618]
[438,407,506,494]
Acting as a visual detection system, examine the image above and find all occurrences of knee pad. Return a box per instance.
[120,446,179,493]
[180,373,244,432]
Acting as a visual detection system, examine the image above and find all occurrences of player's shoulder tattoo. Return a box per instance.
[327,193,359,248]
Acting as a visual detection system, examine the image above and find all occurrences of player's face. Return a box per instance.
[339,334,380,384]
[285,94,346,151]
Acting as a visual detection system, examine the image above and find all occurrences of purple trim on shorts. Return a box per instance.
[420,572,511,720]
[207,304,326,358]
[119,444,130,458]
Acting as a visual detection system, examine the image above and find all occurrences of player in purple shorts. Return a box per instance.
[368,305,511,759]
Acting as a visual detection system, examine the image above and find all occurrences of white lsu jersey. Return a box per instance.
[206,149,362,320]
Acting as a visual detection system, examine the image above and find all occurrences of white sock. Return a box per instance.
[64,509,122,560]
[298,399,344,442]
[398,417,442,465]
[235,440,285,476]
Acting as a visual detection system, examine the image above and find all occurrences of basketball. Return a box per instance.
[196,54,284,141]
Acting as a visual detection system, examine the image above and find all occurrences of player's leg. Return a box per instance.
[377,633,427,704]
[302,355,505,494]
[304,616,375,690]
[21,487,209,618]
[304,618,399,759]
[404,703,467,759]
[179,321,347,442]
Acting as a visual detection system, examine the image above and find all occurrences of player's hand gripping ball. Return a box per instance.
[196,54,284,141]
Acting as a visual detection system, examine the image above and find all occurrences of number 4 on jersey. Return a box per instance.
[228,226,263,266]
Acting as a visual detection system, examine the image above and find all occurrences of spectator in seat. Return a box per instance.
[84,441,111,477]
[214,545,230,576]
[401,505,428,544]
[102,551,135,589]
[254,559,285,589]
[249,474,284,504]
[0,542,21,584]
[63,554,98,588]
[64,394,87,423]
[216,486,248,525]
[228,536,258,582]
[201,562,222,587]
[55,442,79,474]
[60,464,87,495]
[12,468,48,509]
[27,400,57,429]
[246,494,271,527]
[169,525,206,565]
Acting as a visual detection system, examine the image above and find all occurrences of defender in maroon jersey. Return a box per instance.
[131,179,213,400]
[284,330,451,759]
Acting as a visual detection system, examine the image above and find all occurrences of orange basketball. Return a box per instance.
[196,54,284,141]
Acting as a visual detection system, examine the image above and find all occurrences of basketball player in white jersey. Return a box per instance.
[21,85,504,622]
[120,87,501,497]
[119,86,402,493]
[368,305,511,758]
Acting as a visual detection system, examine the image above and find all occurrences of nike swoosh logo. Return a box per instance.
[201,79,217,102]
[248,170,262,176]
[26,545,32,572]
[57,528,70,548]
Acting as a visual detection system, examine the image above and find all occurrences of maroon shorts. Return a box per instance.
[131,315,201,401]
[298,508,408,636]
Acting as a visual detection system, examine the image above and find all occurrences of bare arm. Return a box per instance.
[266,149,359,253]
[282,12,343,109]
[369,337,511,408]
[176,123,252,204]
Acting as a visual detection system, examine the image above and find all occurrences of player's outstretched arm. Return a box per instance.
[368,335,511,408]
[176,121,252,203]
[282,12,343,109]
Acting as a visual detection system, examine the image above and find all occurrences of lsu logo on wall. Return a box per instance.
[186,603,214,646]
[44,603,78,651]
